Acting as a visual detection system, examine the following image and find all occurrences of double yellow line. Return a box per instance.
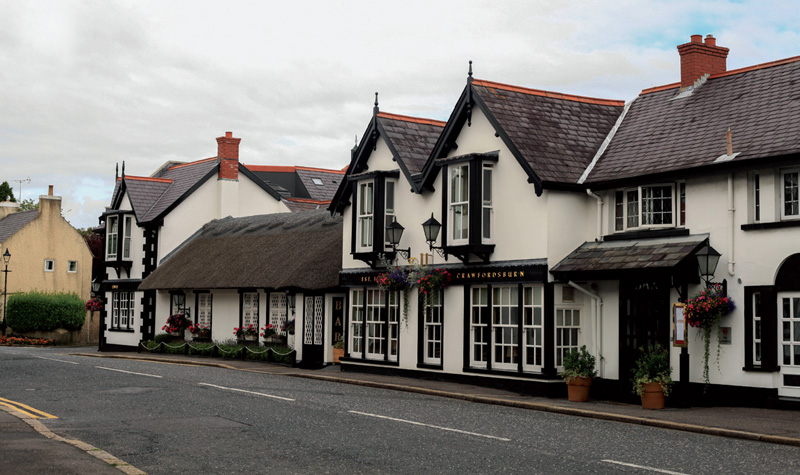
[0,397,58,419]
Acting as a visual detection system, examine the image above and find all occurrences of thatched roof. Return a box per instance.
[139,211,342,291]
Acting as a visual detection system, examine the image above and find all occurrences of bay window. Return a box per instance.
[357,181,374,250]
[450,164,469,243]
[350,171,400,265]
[123,216,132,259]
[106,216,118,259]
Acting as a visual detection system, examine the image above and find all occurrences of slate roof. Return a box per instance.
[0,210,38,244]
[377,112,445,177]
[138,211,342,291]
[472,80,625,184]
[247,166,344,202]
[140,158,218,222]
[550,234,707,279]
[295,167,345,201]
[585,57,800,184]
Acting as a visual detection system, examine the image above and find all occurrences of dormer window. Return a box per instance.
[349,170,401,266]
[614,183,683,232]
[437,152,497,264]
[106,216,118,260]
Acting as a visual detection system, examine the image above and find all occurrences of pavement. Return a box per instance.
[3,350,800,474]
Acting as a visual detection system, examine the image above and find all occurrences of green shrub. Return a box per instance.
[6,291,85,332]
[153,333,173,344]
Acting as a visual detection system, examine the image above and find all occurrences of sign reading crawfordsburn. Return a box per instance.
[339,263,547,287]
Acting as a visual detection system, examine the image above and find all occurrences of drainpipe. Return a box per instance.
[586,189,603,241]
[727,174,735,276]
[568,281,604,378]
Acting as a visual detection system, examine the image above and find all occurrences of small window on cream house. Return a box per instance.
[44,259,55,272]
[68,261,77,273]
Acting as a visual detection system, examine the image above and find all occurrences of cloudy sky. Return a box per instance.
[1,0,798,229]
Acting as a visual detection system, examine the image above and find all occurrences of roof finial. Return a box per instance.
[121,161,125,178]
[468,60,473,84]
[354,134,358,147]
[115,163,119,180]
[373,92,379,116]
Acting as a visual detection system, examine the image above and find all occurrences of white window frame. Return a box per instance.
[522,286,544,372]
[357,181,374,251]
[781,293,800,367]
[469,286,490,368]
[123,215,132,259]
[111,291,135,330]
[781,169,799,220]
[449,164,469,245]
[614,184,677,231]
[349,289,365,357]
[67,261,77,273]
[106,216,118,259]
[44,259,54,272]
[383,179,396,251]
[482,164,493,243]
[242,292,259,328]
[555,307,582,368]
[753,292,762,366]
[365,289,385,360]
[197,293,212,329]
[423,291,443,365]
[491,286,520,370]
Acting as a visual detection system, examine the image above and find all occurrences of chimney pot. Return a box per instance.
[225,131,232,138]
[705,34,716,47]
[691,34,703,43]
[677,34,729,89]
[48,185,53,196]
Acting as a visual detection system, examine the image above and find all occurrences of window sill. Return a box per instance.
[462,366,559,380]
[340,356,399,367]
[742,365,780,372]
[741,220,800,231]
[417,363,443,370]
[108,328,135,333]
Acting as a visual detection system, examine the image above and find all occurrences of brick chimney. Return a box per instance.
[677,34,729,88]
[217,131,241,181]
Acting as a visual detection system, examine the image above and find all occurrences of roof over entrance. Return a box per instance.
[550,234,708,281]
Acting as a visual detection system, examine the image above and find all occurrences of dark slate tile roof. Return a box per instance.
[0,210,38,243]
[139,210,342,291]
[472,80,624,184]
[586,57,800,183]
[550,235,707,275]
[378,112,445,176]
[295,168,345,202]
[127,158,217,223]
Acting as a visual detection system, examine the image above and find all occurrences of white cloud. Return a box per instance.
[1,0,798,229]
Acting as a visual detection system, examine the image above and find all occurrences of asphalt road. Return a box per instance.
[2,346,800,474]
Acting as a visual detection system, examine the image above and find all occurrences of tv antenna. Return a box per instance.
[12,178,30,201]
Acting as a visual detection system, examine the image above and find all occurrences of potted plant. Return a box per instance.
[260,324,280,343]
[631,344,673,410]
[561,345,597,402]
[333,339,345,363]
[162,314,191,338]
[234,324,258,342]
[684,284,735,390]
[189,323,211,340]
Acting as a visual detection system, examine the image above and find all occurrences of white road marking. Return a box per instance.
[601,460,688,474]
[349,410,511,441]
[95,366,163,378]
[31,356,80,365]
[198,383,295,401]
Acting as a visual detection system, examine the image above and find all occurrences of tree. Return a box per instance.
[0,181,15,202]
[19,199,38,211]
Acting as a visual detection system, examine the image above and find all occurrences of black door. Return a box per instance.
[301,295,325,368]
[619,278,670,400]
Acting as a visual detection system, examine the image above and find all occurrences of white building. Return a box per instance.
[330,36,800,405]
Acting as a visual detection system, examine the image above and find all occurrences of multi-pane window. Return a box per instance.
[753,292,762,365]
[357,181,374,249]
[555,308,581,367]
[753,173,761,223]
[388,291,399,359]
[523,286,544,371]
[106,216,118,259]
[482,165,493,242]
[615,185,678,231]
[470,287,490,367]
[781,295,800,366]
[350,289,364,355]
[197,293,212,328]
[423,291,443,365]
[365,289,385,359]
[492,286,519,369]
[783,171,799,219]
[242,292,259,328]
[450,165,469,243]
[269,293,287,336]
[123,216,132,259]
[384,180,395,250]
[111,291,135,330]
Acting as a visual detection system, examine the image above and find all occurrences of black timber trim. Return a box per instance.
[434,151,499,166]
[328,117,379,214]
[346,169,401,181]
[742,220,800,231]
[421,84,471,192]
[443,244,495,264]
[543,282,556,376]
[603,227,690,241]
[743,285,779,372]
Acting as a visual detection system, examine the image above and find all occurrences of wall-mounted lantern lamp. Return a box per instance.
[421,213,446,259]
[386,217,411,260]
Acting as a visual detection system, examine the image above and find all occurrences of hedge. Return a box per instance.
[6,291,86,332]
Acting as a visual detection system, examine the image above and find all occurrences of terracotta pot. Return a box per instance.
[567,376,592,402]
[333,347,344,363]
[640,382,665,410]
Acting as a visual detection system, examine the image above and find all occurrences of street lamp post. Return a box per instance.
[2,249,10,334]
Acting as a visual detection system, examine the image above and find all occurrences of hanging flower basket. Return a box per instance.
[684,284,735,390]
[417,267,452,308]
[377,264,412,320]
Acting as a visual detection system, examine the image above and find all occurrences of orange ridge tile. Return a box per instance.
[377,111,447,127]
[123,176,173,184]
[167,157,218,170]
[285,197,332,204]
[472,79,625,107]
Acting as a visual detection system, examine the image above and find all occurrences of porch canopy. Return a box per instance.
[550,233,708,282]
[139,210,342,291]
